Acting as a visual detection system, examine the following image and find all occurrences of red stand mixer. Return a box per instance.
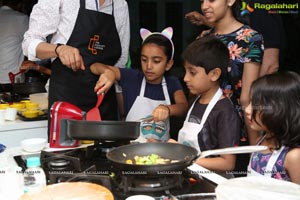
[49,101,83,148]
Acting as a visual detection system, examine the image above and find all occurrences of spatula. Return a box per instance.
[86,92,104,121]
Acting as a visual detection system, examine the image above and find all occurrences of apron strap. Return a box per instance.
[112,0,114,16]
[139,77,171,105]
[247,134,267,173]
[81,0,85,9]
[265,146,285,177]
[139,78,146,96]
[161,77,171,105]
[184,96,200,122]
[199,88,222,128]
[184,88,222,124]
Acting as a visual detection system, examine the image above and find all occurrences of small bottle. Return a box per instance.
[23,157,46,193]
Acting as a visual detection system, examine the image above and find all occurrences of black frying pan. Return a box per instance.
[106,143,198,175]
[66,119,140,141]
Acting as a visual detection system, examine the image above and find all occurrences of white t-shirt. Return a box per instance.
[0,6,28,83]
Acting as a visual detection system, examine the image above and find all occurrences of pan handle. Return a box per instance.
[188,145,267,166]
[199,145,268,159]
[187,163,228,185]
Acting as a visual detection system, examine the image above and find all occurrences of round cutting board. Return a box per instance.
[20,182,114,200]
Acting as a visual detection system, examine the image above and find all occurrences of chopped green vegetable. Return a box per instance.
[129,154,171,165]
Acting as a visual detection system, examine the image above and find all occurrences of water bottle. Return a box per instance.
[23,157,46,193]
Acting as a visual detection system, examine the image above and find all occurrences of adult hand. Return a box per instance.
[20,60,40,72]
[93,64,116,95]
[56,44,85,71]
[185,11,207,26]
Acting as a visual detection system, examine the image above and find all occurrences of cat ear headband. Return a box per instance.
[140,27,174,60]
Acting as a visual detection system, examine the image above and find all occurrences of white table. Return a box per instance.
[0,119,47,148]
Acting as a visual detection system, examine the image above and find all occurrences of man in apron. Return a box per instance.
[22,0,130,138]
[49,0,121,118]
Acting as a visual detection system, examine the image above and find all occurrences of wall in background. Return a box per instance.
[127,0,203,77]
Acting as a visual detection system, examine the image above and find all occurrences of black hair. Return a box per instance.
[141,34,173,61]
[251,71,300,148]
[199,0,249,25]
[3,0,22,6]
[182,36,229,78]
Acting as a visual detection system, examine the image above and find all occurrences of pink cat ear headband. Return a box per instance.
[140,27,174,60]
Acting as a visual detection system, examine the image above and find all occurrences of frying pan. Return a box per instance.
[106,143,267,175]
[66,119,140,141]
[107,143,198,174]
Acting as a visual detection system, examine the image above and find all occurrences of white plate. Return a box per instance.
[126,195,155,200]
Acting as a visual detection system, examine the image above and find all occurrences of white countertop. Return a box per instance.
[0,119,48,148]
[0,119,47,131]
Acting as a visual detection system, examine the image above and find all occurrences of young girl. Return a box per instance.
[245,71,300,184]
[91,27,188,142]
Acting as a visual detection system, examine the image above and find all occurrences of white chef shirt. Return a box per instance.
[22,0,130,68]
[0,6,29,83]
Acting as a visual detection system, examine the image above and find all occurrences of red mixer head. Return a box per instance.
[49,101,83,148]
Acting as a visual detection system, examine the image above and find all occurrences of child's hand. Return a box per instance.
[94,67,116,94]
[147,138,160,143]
[152,105,170,122]
[167,139,178,143]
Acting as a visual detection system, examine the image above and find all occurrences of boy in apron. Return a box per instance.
[91,27,188,142]
[173,36,241,175]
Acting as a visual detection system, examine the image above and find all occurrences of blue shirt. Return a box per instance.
[119,68,183,115]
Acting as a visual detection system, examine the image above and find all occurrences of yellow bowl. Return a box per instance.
[81,140,94,144]
[10,103,25,111]
[20,100,31,107]
[0,104,9,109]
[26,102,39,110]
[22,110,39,118]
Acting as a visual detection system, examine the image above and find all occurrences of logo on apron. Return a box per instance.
[88,35,106,54]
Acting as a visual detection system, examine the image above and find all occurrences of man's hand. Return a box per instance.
[56,44,85,71]
[20,60,40,72]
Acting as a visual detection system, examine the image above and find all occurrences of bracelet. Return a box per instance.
[55,43,63,57]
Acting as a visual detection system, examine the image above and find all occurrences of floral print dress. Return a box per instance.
[209,25,264,141]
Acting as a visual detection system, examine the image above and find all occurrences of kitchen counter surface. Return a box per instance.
[0,119,47,148]
[0,118,47,131]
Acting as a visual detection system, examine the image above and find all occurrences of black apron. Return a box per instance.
[49,0,121,124]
